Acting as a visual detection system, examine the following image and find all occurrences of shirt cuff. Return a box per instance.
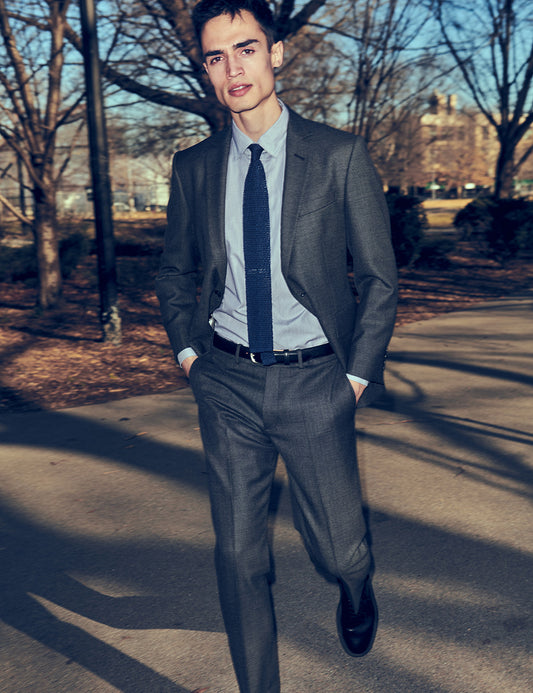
[177,347,197,367]
[347,373,369,387]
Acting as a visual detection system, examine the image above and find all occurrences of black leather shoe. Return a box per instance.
[337,576,378,657]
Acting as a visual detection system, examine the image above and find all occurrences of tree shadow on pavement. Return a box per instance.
[0,355,532,692]
[0,408,220,692]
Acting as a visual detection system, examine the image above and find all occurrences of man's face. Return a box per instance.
[201,10,283,120]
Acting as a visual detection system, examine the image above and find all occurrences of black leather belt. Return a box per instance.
[213,333,333,365]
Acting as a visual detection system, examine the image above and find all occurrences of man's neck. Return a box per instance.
[231,98,282,142]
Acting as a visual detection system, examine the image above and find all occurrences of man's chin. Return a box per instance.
[226,99,257,115]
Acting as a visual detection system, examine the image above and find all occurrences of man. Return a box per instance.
[157,1,398,691]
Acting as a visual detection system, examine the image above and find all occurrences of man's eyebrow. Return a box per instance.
[204,38,259,59]
[235,38,259,49]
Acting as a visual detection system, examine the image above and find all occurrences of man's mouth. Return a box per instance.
[228,83,252,97]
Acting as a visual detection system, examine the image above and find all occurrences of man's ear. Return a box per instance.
[271,40,284,69]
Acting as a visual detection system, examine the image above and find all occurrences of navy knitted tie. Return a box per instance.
[243,144,275,365]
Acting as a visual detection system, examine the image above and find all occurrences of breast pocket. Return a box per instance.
[298,194,337,218]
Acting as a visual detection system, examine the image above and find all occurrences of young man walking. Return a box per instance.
[157,1,398,690]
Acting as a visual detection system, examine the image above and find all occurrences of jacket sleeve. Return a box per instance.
[155,151,200,362]
[344,136,398,385]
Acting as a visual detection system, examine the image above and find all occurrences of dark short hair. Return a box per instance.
[192,0,276,50]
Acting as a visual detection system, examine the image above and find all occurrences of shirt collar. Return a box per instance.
[231,100,289,158]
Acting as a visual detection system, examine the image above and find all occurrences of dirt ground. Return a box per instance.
[1,207,532,413]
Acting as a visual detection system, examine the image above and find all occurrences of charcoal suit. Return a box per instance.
[157,107,398,693]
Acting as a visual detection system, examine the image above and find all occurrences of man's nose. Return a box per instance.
[226,54,243,77]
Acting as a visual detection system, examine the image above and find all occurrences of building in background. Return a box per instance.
[418,91,499,197]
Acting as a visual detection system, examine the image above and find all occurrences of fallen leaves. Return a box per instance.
[1,242,531,412]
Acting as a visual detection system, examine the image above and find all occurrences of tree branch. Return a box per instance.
[0,190,31,224]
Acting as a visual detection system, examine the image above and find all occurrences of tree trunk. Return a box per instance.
[32,181,62,309]
[17,154,27,219]
[494,143,515,199]
[81,0,122,345]
[204,100,231,133]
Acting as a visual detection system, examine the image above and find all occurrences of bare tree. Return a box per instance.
[78,0,442,184]
[12,1,446,195]
[280,0,442,191]
[372,109,428,191]
[324,1,437,141]
[431,0,533,198]
[0,0,84,309]
[26,0,442,176]
[276,14,350,124]
[60,0,330,135]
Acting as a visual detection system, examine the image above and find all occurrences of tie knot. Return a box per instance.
[249,143,263,162]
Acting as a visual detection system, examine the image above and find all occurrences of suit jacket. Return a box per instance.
[156,108,398,405]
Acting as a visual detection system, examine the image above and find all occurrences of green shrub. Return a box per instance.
[486,199,533,263]
[453,198,493,240]
[414,239,454,270]
[454,198,533,264]
[386,193,428,268]
[0,242,37,282]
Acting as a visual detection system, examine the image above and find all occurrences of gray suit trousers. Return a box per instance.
[189,345,371,693]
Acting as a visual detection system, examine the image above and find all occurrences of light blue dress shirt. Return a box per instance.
[213,102,328,350]
[178,101,367,387]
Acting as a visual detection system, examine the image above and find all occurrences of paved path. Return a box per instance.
[1,295,532,692]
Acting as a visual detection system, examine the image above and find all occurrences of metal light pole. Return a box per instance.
[79,0,121,345]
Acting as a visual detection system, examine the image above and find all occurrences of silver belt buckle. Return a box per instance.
[250,352,261,364]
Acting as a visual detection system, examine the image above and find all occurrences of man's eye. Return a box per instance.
[209,56,223,65]
[242,48,254,55]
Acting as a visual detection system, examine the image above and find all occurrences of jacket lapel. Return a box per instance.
[205,113,311,278]
[205,128,232,270]
[281,111,311,275]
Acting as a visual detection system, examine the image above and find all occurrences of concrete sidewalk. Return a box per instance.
[0,295,532,692]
